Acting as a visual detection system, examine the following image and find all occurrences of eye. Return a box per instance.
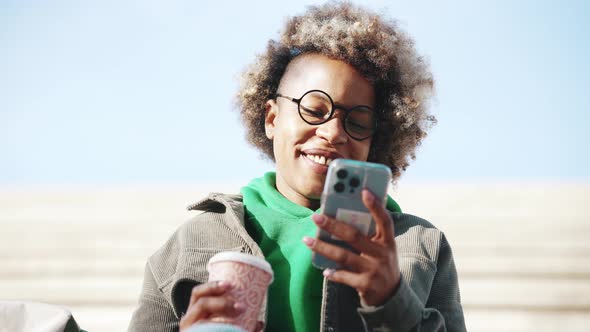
[299,91,332,121]
[346,107,375,136]
[346,121,373,137]
[300,105,327,118]
[347,121,371,131]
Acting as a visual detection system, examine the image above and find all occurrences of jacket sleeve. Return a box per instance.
[356,233,466,332]
[128,263,180,332]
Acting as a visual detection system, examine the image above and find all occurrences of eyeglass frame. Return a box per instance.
[274,89,377,141]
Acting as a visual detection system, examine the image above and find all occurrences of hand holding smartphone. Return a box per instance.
[311,159,391,270]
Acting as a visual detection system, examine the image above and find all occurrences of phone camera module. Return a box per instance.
[349,177,360,187]
[334,182,345,193]
[336,169,348,179]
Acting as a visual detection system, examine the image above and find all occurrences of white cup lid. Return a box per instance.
[207,251,273,277]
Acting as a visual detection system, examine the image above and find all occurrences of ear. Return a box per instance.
[264,99,278,139]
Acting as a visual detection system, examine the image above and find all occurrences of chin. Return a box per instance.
[306,191,322,201]
[301,180,324,200]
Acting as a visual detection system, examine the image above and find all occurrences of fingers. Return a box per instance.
[180,294,245,330]
[311,214,382,257]
[189,281,232,306]
[306,189,401,308]
[180,281,244,331]
[323,268,397,306]
[361,189,395,244]
[303,236,369,272]
[322,268,371,296]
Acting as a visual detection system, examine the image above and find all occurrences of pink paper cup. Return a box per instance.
[206,252,273,332]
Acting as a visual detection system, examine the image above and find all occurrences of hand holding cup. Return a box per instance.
[180,252,273,332]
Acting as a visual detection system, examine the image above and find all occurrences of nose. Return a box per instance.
[315,114,348,144]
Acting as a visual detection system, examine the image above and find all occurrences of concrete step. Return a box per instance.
[2,248,589,279]
[464,308,590,332]
[2,276,589,310]
[1,184,588,332]
[65,305,590,332]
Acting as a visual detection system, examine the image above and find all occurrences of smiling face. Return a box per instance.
[264,53,375,209]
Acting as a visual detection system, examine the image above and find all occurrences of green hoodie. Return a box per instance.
[241,172,401,332]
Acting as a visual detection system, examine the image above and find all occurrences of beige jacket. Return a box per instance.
[128,193,466,332]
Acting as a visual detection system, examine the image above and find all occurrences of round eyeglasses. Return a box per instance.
[275,89,376,141]
[276,90,376,141]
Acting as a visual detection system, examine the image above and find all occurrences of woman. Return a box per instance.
[128,2,466,331]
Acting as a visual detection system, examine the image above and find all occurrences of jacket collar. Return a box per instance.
[187,192,243,212]
[187,192,247,235]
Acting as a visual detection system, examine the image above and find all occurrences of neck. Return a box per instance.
[275,173,321,211]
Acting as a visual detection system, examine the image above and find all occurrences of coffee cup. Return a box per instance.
[206,252,273,332]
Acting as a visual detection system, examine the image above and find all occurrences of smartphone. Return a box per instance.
[312,159,391,270]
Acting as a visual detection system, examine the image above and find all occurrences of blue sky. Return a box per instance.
[1,0,588,185]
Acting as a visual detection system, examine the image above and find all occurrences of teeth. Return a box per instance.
[306,154,333,166]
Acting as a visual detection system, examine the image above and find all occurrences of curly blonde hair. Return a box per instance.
[236,1,435,180]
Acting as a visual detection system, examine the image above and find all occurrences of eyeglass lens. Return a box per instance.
[298,90,374,139]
